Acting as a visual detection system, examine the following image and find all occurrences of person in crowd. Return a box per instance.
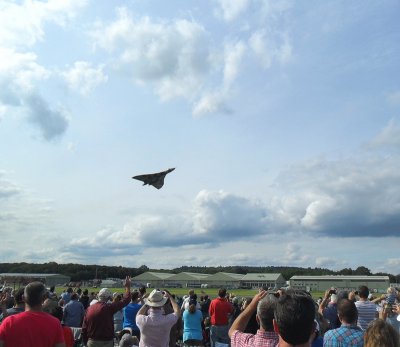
[352,286,378,330]
[119,332,139,347]
[182,295,203,346]
[0,287,25,322]
[209,288,233,347]
[0,281,65,347]
[229,296,242,327]
[113,293,124,332]
[51,306,75,347]
[273,292,316,347]
[319,289,340,331]
[323,299,363,347]
[123,290,144,339]
[241,297,258,334]
[164,294,183,347]
[181,290,201,312]
[81,276,132,347]
[200,294,211,319]
[229,289,279,347]
[48,285,58,300]
[136,289,180,347]
[61,287,73,305]
[80,288,91,310]
[364,318,400,347]
[63,292,85,328]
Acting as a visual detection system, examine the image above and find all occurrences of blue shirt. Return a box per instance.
[183,309,203,342]
[63,300,85,327]
[123,303,142,331]
[323,325,364,347]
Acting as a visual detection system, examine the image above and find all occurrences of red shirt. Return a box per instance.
[62,325,75,347]
[209,297,233,325]
[0,311,65,347]
[81,292,131,344]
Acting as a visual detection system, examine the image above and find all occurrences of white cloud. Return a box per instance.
[223,41,246,89]
[0,0,88,48]
[249,29,292,69]
[91,8,210,101]
[214,0,250,22]
[61,61,108,95]
[25,93,69,141]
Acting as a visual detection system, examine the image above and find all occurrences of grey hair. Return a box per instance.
[257,294,278,331]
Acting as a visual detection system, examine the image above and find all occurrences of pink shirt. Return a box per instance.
[136,308,178,347]
[231,329,279,347]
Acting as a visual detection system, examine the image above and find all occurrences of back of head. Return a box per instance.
[189,297,197,314]
[337,299,358,325]
[14,287,25,304]
[71,293,79,300]
[24,282,46,307]
[131,291,140,302]
[364,319,400,347]
[218,288,227,298]
[257,294,278,331]
[358,285,369,299]
[274,293,316,345]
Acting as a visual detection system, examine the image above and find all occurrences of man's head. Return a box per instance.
[358,286,369,299]
[218,288,227,298]
[14,287,25,305]
[24,282,46,308]
[330,294,338,304]
[145,289,167,308]
[67,287,73,294]
[257,293,278,332]
[98,288,112,302]
[131,291,140,302]
[337,299,358,325]
[273,293,316,346]
[71,293,79,301]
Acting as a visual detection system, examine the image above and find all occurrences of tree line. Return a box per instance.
[0,262,398,283]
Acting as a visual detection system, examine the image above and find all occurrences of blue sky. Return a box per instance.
[1,0,400,274]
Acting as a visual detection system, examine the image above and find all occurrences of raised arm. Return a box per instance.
[228,290,267,338]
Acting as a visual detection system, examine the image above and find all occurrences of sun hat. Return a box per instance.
[98,288,112,301]
[145,289,168,307]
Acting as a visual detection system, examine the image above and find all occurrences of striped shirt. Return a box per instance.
[231,329,279,347]
[355,300,377,330]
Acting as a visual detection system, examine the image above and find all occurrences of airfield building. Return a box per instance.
[289,275,390,293]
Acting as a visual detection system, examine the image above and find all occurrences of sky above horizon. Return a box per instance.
[1,0,400,275]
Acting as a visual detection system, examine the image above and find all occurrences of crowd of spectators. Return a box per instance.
[0,280,399,347]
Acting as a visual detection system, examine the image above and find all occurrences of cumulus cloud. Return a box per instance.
[90,8,254,117]
[0,49,69,140]
[61,61,108,95]
[24,93,69,141]
[0,0,88,48]
[91,8,210,100]
[214,0,250,22]
[0,0,87,140]
[66,189,268,257]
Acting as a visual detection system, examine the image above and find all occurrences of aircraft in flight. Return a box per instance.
[132,168,175,189]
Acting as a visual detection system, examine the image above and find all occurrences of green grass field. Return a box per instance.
[57,287,326,300]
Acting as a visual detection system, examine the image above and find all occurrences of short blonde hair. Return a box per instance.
[364,319,399,347]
